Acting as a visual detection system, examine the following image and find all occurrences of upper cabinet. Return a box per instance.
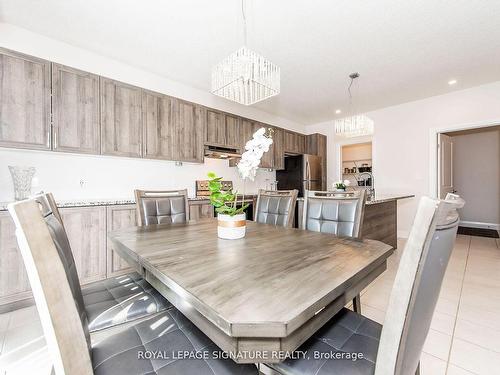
[306,133,327,189]
[272,127,285,170]
[142,90,176,160]
[205,110,241,150]
[205,109,226,146]
[175,99,205,163]
[52,64,100,154]
[284,130,306,154]
[0,48,51,150]
[100,78,143,157]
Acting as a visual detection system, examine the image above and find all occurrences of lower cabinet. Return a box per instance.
[59,206,107,285]
[189,200,214,220]
[0,212,32,308]
[106,205,136,277]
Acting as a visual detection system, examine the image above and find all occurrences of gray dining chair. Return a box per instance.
[29,193,172,332]
[255,189,299,228]
[262,194,465,375]
[135,188,189,226]
[8,193,258,375]
[302,190,367,239]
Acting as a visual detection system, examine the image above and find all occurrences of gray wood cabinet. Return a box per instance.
[189,200,214,220]
[52,64,100,154]
[59,206,107,285]
[142,90,176,160]
[0,212,32,309]
[225,114,241,149]
[272,127,285,170]
[205,110,241,150]
[0,48,51,150]
[106,204,136,277]
[205,109,226,146]
[175,99,205,162]
[100,78,143,157]
[284,130,306,154]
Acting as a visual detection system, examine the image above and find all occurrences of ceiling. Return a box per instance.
[1,0,500,125]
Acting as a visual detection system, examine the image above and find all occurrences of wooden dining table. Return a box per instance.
[109,219,393,364]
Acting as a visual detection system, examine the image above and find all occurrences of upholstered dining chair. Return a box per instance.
[135,188,189,226]
[8,193,258,375]
[255,189,299,228]
[26,193,172,333]
[302,190,367,239]
[262,194,465,375]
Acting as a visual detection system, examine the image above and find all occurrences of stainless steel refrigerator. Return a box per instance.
[276,154,323,197]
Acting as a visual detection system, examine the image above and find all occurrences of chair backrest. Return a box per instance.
[255,189,299,228]
[134,189,189,226]
[8,194,93,375]
[302,190,366,238]
[375,194,465,375]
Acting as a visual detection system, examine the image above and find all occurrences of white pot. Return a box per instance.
[217,213,246,240]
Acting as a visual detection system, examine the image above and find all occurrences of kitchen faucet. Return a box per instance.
[358,172,375,198]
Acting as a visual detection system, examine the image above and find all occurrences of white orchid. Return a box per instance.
[343,179,351,186]
[237,127,273,181]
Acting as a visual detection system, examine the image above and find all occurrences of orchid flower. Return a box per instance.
[237,127,273,181]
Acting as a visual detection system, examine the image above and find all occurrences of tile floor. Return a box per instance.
[0,234,499,374]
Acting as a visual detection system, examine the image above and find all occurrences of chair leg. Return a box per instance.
[415,361,421,375]
[352,294,361,313]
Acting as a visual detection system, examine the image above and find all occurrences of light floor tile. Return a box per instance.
[457,303,500,331]
[360,304,386,324]
[446,364,479,375]
[449,338,500,375]
[420,352,447,375]
[453,319,500,353]
[422,329,452,361]
[430,311,456,335]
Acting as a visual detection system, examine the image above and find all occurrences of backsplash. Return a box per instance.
[0,148,275,202]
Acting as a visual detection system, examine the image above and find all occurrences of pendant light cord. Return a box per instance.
[242,0,248,46]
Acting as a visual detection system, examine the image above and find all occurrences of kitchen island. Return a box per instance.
[297,194,414,248]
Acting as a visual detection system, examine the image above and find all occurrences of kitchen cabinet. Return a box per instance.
[225,114,241,149]
[100,78,143,157]
[106,204,136,277]
[59,206,107,285]
[189,200,214,220]
[205,110,241,150]
[306,133,327,189]
[205,109,226,146]
[258,123,274,169]
[52,64,100,154]
[284,130,306,154]
[0,212,32,310]
[272,127,285,170]
[0,48,51,150]
[174,99,205,162]
[142,90,176,160]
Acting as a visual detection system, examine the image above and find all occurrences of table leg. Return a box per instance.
[352,294,361,313]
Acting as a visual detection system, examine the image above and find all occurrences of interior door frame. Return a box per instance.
[335,136,374,184]
[429,120,500,198]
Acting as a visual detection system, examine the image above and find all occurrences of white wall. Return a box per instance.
[0,148,274,201]
[306,81,500,236]
[0,23,300,202]
[451,129,500,225]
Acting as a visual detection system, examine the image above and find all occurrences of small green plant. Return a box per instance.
[207,172,249,216]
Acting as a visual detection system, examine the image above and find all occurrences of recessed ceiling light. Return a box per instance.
[335,109,342,114]
[448,79,457,85]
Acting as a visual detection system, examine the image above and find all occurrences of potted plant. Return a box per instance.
[334,180,351,192]
[208,127,273,240]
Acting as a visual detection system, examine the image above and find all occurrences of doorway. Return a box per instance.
[437,125,500,237]
[340,142,373,192]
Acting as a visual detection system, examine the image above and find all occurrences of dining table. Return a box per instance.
[108,218,394,364]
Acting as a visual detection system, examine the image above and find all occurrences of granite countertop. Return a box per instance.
[296,193,415,205]
[0,194,259,211]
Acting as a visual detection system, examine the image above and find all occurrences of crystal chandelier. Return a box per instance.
[335,73,374,137]
[211,0,280,106]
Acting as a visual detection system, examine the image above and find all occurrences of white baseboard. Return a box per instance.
[459,220,500,230]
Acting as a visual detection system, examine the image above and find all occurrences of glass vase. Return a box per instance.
[8,166,36,201]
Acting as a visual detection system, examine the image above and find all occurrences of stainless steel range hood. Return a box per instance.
[204,145,241,160]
